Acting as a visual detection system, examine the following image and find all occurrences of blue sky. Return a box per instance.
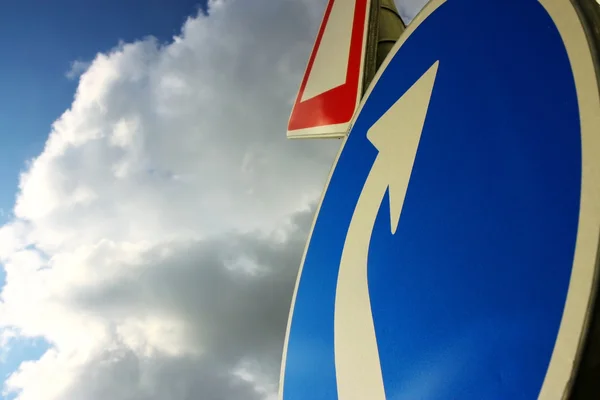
[0,0,205,396]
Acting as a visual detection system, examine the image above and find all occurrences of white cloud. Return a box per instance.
[1,0,336,398]
[65,60,92,80]
[0,0,429,399]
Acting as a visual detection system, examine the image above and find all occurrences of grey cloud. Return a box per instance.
[65,348,264,400]
[395,0,432,22]
[43,205,314,400]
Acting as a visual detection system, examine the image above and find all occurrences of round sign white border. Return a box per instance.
[537,0,600,398]
[278,0,600,398]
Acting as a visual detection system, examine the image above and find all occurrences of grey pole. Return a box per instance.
[362,0,406,97]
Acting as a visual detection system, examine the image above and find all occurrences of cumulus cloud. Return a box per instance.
[65,60,92,80]
[1,0,335,398]
[0,0,427,399]
[3,211,313,400]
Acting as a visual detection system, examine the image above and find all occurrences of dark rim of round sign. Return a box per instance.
[568,1,600,399]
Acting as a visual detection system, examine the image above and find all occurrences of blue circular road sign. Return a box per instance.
[280,0,600,399]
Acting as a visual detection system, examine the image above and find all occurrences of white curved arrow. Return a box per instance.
[334,61,439,399]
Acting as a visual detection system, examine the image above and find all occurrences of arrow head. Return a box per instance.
[367,61,439,234]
